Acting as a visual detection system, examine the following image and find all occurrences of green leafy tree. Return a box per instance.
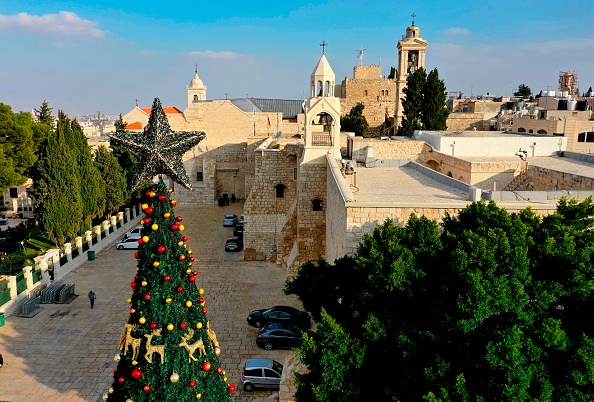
[340,103,369,137]
[387,67,396,79]
[94,145,129,215]
[70,119,106,228]
[422,69,449,130]
[397,67,426,137]
[514,84,532,98]
[112,114,138,190]
[34,99,54,126]
[106,180,234,401]
[287,199,594,401]
[29,111,82,245]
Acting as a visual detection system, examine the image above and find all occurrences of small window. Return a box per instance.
[196,172,203,181]
[193,94,198,102]
[386,90,389,96]
[275,183,285,198]
[9,188,17,198]
[245,368,262,377]
[587,132,594,142]
[364,90,368,96]
[312,199,323,211]
[293,168,297,179]
[264,369,280,379]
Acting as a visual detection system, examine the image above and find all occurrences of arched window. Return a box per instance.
[528,129,534,133]
[275,183,285,198]
[193,94,198,102]
[518,128,526,133]
[312,198,323,211]
[537,130,547,134]
[386,90,389,96]
[364,90,368,96]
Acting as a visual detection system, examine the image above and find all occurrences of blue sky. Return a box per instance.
[1,0,594,117]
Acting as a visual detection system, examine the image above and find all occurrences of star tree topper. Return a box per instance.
[110,98,206,191]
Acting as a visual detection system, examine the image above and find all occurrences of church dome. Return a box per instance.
[189,71,205,89]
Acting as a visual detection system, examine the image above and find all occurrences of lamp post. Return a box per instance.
[252,108,257,136]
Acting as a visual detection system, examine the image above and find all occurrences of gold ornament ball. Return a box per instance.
[185,268,192,275]
[151,223,159,231]
[184,244,188,249]
[168,188,173,193]
[127,298,132,304]
[149,191,156,197]
[223,370,226,375]
[108,388,114,394]
[141,281,148,287]
[196,322,203,329]
[135,266,139,271]
[223,376,228,383]
[165,297,172,304]
[178,241,184,247]
[179,224,185,232]
[167,323,174,331]
[188,250,193,255]
[170,372,180,383]
[153,261,160,268]
[102,391,109,401]
[143,235,150,243]
[199,288,205,295]
[126,399,135,402]
[186,300,192,307]
[164,212,171,218]
[139,317,146,324]
[132,360,138,366]
[195,394,202,400]
[141,203,148,210]
[214,347,221,357]
[114,352,121,362]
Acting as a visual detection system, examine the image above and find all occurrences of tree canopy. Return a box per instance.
[286,198,594,401]
[341,103,370,137]
[514,84,532,98]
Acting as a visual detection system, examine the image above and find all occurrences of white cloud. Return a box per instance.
[443,27,471,36]
[186,50,240,60]
[0,11,105,38]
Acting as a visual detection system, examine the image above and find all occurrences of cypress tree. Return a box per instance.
[34,100,54,126]
[29,111,82,245]
[111,114,137,189]
[94,145,129,215]
[422,69,449,130]
[397,67,426,137]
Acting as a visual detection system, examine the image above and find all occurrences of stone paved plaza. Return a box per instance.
[0,203,301,401]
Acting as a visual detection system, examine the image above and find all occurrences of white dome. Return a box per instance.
[189,72,204,89]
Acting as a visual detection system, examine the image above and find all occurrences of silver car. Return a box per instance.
[241,358,283,392]
[116,237,139,250]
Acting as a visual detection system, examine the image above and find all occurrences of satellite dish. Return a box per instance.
[274,131,282,140]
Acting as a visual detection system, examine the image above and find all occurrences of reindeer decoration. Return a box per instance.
[120,323,142,361]
[144,328,165,364]
[178,329,206,362]
[206,321,219,348]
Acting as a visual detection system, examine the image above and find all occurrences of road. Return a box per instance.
[0,203,302,402]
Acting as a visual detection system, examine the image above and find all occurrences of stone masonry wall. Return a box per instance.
[349,137,426,164]
[325,157,350,264]
[525,164,594,190]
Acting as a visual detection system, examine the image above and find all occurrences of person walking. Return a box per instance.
[88,290,96,309]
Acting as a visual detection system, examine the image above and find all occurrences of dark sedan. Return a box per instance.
[225,236,243,252]
[256,325,307,350]
[247,305,311,329]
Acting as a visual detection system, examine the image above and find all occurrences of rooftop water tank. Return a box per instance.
[567,100,577,111]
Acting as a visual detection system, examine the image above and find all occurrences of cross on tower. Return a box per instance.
[194,63,198,73]
[90,111,109,136]
[135,98,139,107]
[411,13,416,26]
[320,41,328,54]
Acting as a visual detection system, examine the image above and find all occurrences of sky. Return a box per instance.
[1,0,594,117]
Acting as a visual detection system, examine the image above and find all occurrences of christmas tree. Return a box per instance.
[104,99,234,401]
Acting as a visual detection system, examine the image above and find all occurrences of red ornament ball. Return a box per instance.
[143,293,151,301]
[145,190,152,196]
[178,255,186,261]
[145,206,154,214]
[202,308,208,315]
[131,368,143,379]
[189,380,196,387]
[130,282,136,290]
[193,270,198,276]
[182,235,188,242]
[180,322,187,329]
[130,308,136,314]
[202,361,211,372]
[118,377,125,384]
[143,384,151,393]
[176,286,184,292]
[137,238,144,245]
[198,297,205,304]
[190,256,195,262]
[171,223,179,231]
[158,245,166,253]
[164,275,171,282]
[113,370,117,375]
[143,217,151,224]
[134,275,139,279]
[229,384,236,393]
[188,276,196,283]
[216,367,223,374]
[149,322,157,329]
[176,216,183,222]
[158,194,166,201]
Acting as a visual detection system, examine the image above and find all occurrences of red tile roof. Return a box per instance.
[125,121,143,130]
[140,107,183,115]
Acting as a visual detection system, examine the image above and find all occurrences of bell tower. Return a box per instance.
[187,64,207,107]
[394,14,428,129]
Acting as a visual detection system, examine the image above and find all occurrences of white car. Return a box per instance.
[125,225,143,240]
[116,237,140,250]
[238,214,245,224]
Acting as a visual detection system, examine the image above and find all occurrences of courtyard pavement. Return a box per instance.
[0,203,302,401]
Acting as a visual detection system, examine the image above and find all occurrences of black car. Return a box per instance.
[256,325,306,350]
[225,236,243,252]
[233,224,244,237]
[247,305,311,329]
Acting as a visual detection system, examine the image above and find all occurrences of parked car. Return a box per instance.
[225,236,243,252]
[233,224,244,237]
[223,214,238,227]
[116,237,140,250]
[241,358,283,392]
[125,225,143,239]
[247,305,311,329]
[256,325,306,350]
[238,214,245,224]
[0,352,3,368]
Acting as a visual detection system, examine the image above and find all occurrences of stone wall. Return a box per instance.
[525,164,594,190]
[348,137,426,164]
[325,156,353,264]
[446,113,489,131]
